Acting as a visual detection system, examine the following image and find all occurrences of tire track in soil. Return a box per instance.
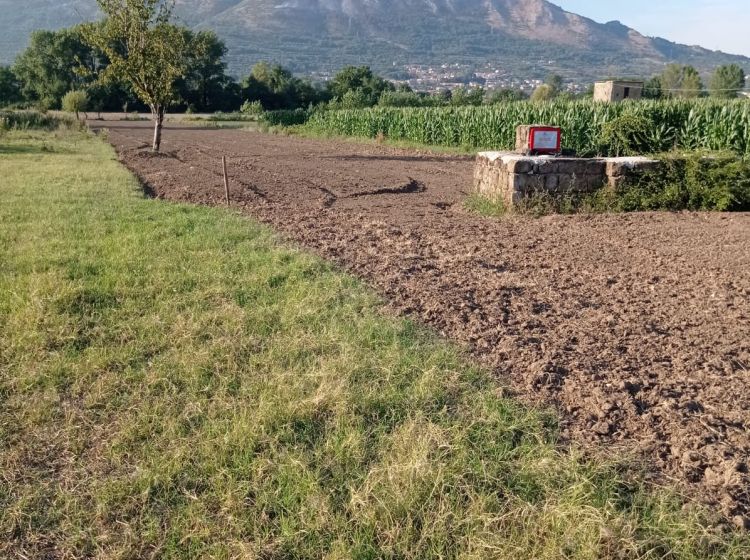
[97,121,750,526]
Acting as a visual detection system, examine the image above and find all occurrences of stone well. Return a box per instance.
[473,152,660,207]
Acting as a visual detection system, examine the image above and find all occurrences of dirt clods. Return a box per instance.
[98,121,750,521]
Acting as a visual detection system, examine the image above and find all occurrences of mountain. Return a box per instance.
[2,0,749,81]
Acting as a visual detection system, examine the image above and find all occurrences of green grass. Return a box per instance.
[1,130,748,559]
[465,193,588,219]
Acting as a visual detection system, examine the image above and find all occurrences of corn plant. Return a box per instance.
[305,99,750,157]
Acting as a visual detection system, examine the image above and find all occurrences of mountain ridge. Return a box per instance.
[1,0,748,81]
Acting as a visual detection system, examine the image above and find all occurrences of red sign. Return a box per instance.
[529,126,562,154]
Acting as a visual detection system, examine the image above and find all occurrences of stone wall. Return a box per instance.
[474,152,659,207]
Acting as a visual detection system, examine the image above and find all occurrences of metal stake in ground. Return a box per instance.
[222,156,230,206]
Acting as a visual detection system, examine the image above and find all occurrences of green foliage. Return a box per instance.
[84,0,189,150]
[530,84,555,103]
[603,154,750,212]
[643,76,663,100]
[463,193,508,217]
[0,66,22,107]
[377,88,496,109]
[11,21,237,115]
[378,90,433,108]
[328,65,394,108]
[468,154,750,217]
[598,113,658,156]
[261,108,309,126]
[333,88,375,109]
[0,110,70,131]
[240,99,264,115]
[305,99,750,157]
[449,87,485,107]
[176,30,239,112]
[660,64,704,98]
[486,88,529,103]
[241,61,325,110]
[2,129,749,559]
[12,27,96,109]
[545,73,564,95]
[62,90,89,118]
[710,64,746,99]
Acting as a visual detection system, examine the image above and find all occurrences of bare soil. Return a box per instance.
[98,121,750,524]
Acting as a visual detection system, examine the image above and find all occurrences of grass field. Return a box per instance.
[1,130,748,559]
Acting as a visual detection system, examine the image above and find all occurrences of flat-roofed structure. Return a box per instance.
[594,80,644,102]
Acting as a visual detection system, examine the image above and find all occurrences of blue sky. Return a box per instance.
[554,0,750,56]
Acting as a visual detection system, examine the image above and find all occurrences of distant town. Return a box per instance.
[311,62,604,95]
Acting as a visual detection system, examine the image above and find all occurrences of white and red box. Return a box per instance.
[516,125,562,155]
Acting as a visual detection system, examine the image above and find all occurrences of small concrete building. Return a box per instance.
[594,80,644,102]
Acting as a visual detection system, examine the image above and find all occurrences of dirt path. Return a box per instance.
[98,121,750,524]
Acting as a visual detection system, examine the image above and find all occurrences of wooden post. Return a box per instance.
[222,156,230,206]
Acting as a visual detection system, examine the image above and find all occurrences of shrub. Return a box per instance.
[62,90,89,120]
[378,90,433,108]
[614,153,750,211]
[530,84,555,103]
[240,100,264,116]
[0,110,69,130]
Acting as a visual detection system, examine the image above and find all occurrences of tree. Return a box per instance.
[177,30,239,112]
[241,62,324,111]
[83,1,188,152]
[530,84,555,102]
[660,64,703,98]
[0,67,22,107]
[545,74,564,96]
[450,87,484,106]
[13,23,136,113]
[643,76,663,99]
[710,64,746,99]
[328,66,394,107]
[62,90,89,120]
[486,88,528,103]
[12,28,97,109]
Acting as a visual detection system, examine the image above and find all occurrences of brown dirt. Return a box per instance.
[98,121,750,525]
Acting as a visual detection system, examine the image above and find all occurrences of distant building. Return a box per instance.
[594,80,644,102]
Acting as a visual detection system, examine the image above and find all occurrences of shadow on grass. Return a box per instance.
[0,143,75,155]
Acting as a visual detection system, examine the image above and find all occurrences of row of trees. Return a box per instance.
[643,63,746,99]
[0,24,239,114]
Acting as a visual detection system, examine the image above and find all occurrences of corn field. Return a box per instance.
[262,108,310,127]
[304,99,750,157]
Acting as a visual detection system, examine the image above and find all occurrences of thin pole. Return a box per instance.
[222,156,230,206]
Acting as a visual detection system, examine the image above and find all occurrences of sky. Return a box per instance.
[554,0,750,57]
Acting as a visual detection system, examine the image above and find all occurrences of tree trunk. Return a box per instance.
[152,107,165,152]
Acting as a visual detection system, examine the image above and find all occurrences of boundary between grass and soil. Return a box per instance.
[1,127,748,559]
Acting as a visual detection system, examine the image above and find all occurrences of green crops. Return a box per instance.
[0,110,70,131]
[305,99,750,156]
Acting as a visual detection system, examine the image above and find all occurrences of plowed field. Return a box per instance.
[100,121,750,524]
